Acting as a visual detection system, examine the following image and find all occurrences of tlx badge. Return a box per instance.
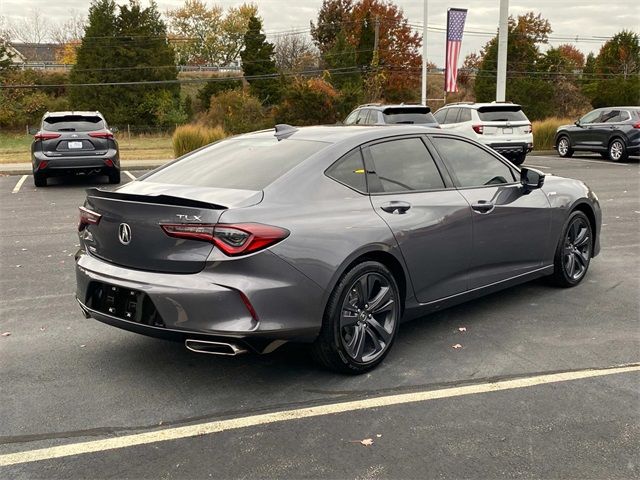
[176,214,202,222]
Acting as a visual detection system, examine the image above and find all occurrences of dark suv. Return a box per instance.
[31,111,120,187]
[555,107,640,162]
[344,104,439,127]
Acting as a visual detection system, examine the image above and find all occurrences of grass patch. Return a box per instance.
[533,117,572,151]
[172,124,227,157]
[0,132,174,164]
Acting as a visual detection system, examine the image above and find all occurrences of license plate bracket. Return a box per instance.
[502,128,513,134]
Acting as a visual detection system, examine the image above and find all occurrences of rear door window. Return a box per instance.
[356,110,370,125]
[443,108,460,124]
[145,137,328,191]
[43,115,105,132]
[326,149,367,193]
[431,136,516,188]
[458,108,472,122]
[477,107,528,122]
[366,137,445,193]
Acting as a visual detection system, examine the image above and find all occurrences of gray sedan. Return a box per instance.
[75,125,601,373]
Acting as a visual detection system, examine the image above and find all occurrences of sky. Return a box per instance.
[1,0,639,66]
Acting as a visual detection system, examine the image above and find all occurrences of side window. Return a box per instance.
[458,108,472,122]
[602,110,625,123]
[344,111,358,125]
[368,110,380,124]
[444,108,460,124]
[580,110,601,124]
[326,149,367,193]
[431,137,516,188]
[434,109,448,124]
[366,138,445,193]
[356,109,369,125]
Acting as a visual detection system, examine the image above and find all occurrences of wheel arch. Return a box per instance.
[608,134,627,148]
[571,201,597,258]
[554,131,571,148]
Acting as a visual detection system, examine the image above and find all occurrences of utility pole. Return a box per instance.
[421,0,428,105]
[496,0,509,101]
[373,15,380,62]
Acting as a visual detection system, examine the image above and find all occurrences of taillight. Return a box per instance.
[78,206,102,231]
[524,124,532,134]
[633,122,640,129]
[104,159,114,167]
[38,161,48,170]
[89,131,114,139]
[34,132,61,141]
[160,223,290,256]
[472,124,484,134]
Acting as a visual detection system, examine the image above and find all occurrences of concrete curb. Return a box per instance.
[529,150,557,157]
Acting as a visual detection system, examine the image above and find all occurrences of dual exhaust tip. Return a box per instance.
[185,339,248,356]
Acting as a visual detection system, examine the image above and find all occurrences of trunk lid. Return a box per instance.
[82,182,262,274]
[41,132,111,157]
[477,105,530,136]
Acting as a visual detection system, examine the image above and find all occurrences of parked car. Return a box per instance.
[31,111,120,187]
[555,107,640,162]
[76,125,600,373]
[434,102,533,165]
[344,103,439,128]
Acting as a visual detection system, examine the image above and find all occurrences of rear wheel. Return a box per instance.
[550,211,593,288]
[557,136,573,158]
[511,153,526,166]
[608,139,628,162]
[33,172,47,187]
[108,169,121,184]
[312,261,401,374]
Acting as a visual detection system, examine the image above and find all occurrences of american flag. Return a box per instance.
[445,8,468,93]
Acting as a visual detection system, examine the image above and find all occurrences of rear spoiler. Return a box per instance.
[86,188,228,210]
[477,105,522,112]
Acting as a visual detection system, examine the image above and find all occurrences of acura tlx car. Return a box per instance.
[75,125,601,373]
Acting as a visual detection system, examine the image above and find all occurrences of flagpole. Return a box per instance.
[421,0,428,105]
[496,0,509,101]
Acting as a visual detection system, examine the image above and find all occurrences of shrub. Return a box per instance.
[196,78,243,111]
[204,89,269,134]
[275,77,339,125]
[172,124,227,157]
[532,117,573,150]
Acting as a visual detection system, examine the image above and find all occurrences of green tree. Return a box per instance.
[310,0,353,55]
[355,11,374,70]
[196,76,243,110]
[70,0,181,126]
[323,29,360,90]
[240,15,280,104]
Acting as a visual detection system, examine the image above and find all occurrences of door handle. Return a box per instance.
[471,201,495,214]
[380,201,411,214]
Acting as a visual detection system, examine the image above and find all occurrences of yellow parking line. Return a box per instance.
[0,363,637,467]
[11,175,28,193]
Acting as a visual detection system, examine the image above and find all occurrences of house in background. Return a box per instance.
[8,43,63,69]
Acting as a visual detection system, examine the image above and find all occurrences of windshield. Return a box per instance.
[43,115,105,132]
[144,137,329,191]
[383,108,437,125]
[477,107,528,122]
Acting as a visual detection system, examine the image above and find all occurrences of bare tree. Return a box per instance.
[50,12,86,45]
[274,33,318,73]
[7,10,50,43]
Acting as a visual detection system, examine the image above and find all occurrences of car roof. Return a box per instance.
[440,102,522,109]
[43,111,103,118]
[238,125,449,144]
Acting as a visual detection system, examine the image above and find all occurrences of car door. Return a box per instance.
[439,108,460,131]
[428,135,552,289]
[602,109,629,144]
[573,109,603,148]
[364,136,472,303]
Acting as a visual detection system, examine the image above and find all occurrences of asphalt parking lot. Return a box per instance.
[1,154,639,479]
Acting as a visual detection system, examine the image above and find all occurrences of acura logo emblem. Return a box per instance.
[118,223,132,245]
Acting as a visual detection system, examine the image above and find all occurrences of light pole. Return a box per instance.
[496,0,509,101]
[421,0,428,105]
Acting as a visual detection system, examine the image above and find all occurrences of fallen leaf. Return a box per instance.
[40,327,46,331]
[458,327,467,332]
[15,265,22,268]
[80,344,86,348]
[452,343,463,349]
[376,434,382,438]
[1,332,10,337]
[360,438,374,446]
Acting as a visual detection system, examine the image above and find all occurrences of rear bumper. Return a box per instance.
[32,149,120,173]
[487,142,532,156]
[75,249,324,348]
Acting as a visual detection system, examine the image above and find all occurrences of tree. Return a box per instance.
[167,1,256,66]
[70,0,182,126]
[323,29,360,90]
[196,76,243,111]
[240,15,280,104]
[274,33,317,74]
[310,0,353,55]
[276,77,339,125]
[0,37,14,72]
[7,10,49,44]
[51,13,86,65]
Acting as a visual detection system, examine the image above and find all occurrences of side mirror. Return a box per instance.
[28,127,38,135]
[574,120,581,127]
[521,167,545,190]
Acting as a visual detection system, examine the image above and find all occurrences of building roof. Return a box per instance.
[9,43,59,64]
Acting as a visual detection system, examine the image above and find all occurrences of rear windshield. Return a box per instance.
[477,107,528,122]
[383,108,437,125]
[144,137,329,191]
[43,115,105,132]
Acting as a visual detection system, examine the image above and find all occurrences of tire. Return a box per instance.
[557,136,573,158]
[549,210,593,288]
[511,153,526,166]
[608,138,628,162]
[312,261,401,374]
[108,169,121,184]
[33,172,47,187]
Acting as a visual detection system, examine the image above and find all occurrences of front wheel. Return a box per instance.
[312,261,401,374]
[608,139,628,162]
[550,211,593,288]
[557,136,573,158]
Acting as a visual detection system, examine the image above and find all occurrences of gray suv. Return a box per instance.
[31,111,120,187]
[344,103,439,127]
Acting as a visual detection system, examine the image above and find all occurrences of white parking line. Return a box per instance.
[11,175,28,193]
[0,363,637,467]
[123,171,136,181]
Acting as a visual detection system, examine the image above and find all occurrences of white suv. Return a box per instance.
[434,102,533,165]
